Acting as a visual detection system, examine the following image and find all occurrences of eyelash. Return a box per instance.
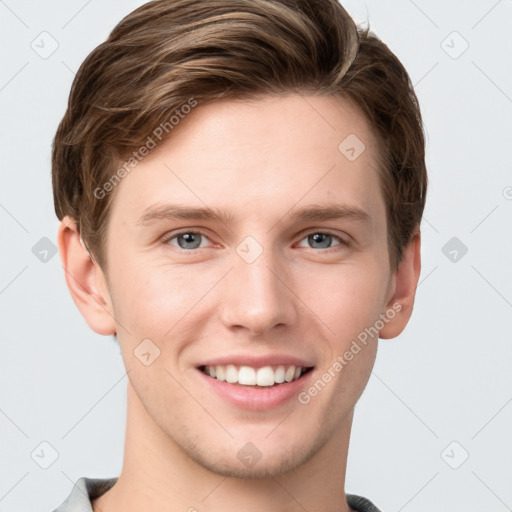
[160,229,349,252]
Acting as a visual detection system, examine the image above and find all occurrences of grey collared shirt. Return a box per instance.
[53,477,117,512]
[52,477,383,512]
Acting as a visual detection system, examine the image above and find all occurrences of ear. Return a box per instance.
[57,216,116,336]
[379,232,421,339]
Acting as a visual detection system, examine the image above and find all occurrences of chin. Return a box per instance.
[192,449,312,480]
[179,426,330,480]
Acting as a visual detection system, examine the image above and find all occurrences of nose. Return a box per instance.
[218,246,299,336]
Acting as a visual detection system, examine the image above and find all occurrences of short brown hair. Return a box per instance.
[52,0,427,271]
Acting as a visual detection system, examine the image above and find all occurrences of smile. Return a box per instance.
[199,364,314,387]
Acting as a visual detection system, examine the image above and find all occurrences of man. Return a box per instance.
[51,0,426,510]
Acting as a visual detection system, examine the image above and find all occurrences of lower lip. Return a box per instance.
[196,368,315,411]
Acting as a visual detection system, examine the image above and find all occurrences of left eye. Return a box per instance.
[297,232,344,250]
[166,232,210,250]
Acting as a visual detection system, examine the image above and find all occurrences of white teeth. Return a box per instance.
[225,364,238,383]
[274,365,285,383]
[284,366,296,383]
[238,366,256,385]
[256,366,275,387]
[202,364,309,386]
[215,365,226,382]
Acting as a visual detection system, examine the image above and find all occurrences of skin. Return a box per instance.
[58,93,421,512]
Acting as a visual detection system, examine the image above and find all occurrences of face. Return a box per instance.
[100,93,396,477]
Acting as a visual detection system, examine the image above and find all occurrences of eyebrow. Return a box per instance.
[136,203,371,227]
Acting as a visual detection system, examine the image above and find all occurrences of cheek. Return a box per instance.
[305,267,383,404]
[302,259,389,338]
[109,259,221,351]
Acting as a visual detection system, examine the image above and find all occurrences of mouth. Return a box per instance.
[198,364,314,388]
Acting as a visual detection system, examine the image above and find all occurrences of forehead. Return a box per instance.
[108,93,384,225]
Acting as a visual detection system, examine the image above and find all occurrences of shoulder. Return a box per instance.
[52,476,118,512]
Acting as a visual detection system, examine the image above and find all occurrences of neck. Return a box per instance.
[93,382,355,512]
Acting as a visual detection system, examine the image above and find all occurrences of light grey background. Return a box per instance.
[1,1,511,511]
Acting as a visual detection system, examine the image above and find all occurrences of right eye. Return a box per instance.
[162,230,213,251]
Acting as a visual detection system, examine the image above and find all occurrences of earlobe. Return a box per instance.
[57,216,117,336]
[379,232,421,340]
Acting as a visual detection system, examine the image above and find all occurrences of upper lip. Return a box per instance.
[197,354,315,369]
